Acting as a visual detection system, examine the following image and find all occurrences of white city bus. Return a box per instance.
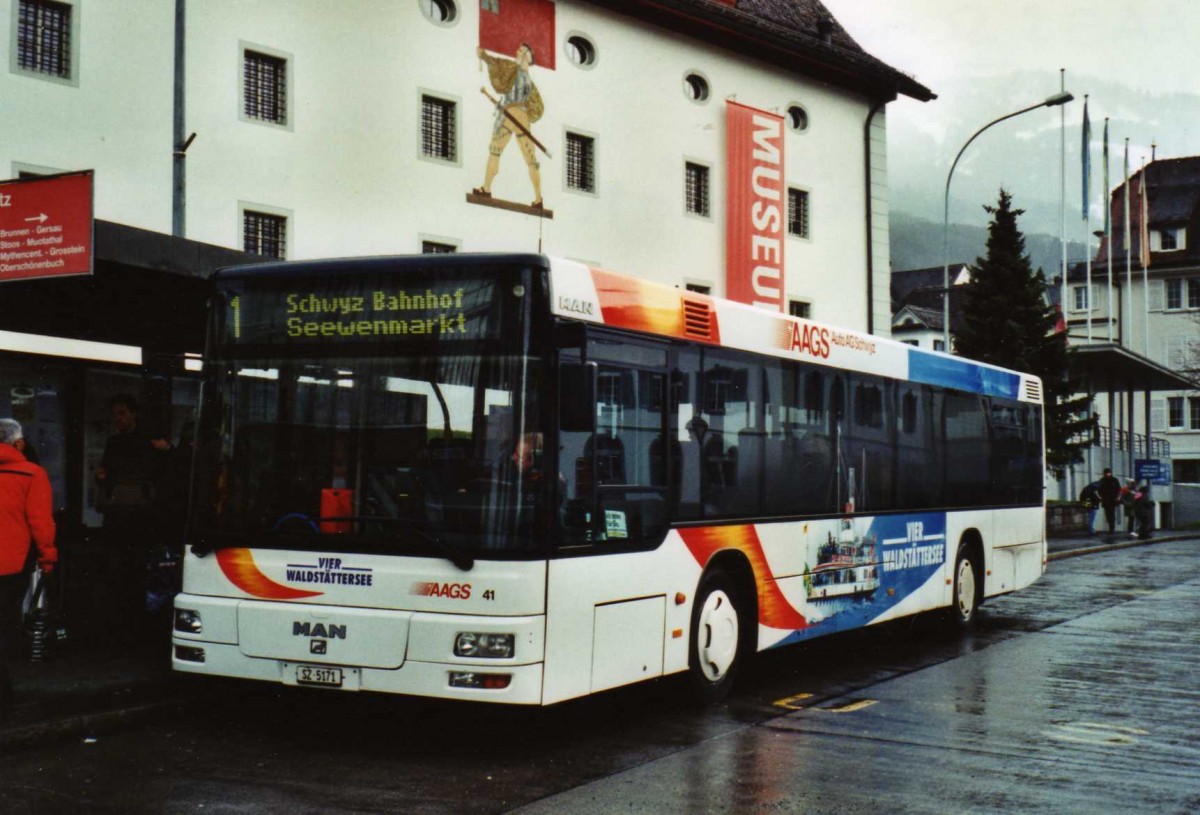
[172,254,1046,704]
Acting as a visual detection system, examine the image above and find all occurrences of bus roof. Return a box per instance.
[544,257,1044,405]
[211,252,550,281]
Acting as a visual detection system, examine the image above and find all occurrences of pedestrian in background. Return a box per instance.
[1135,482,1155,540]
[1119,478,1138,537]
[0,418,57,722]
[1078,481,1101,535]
[94,394,169,636]
[1096,468,1121,533]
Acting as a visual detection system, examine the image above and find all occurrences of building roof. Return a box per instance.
[591,0,935,103]
[893,304,944,332]
[1095,156,1200,269]
[891,263,970,311]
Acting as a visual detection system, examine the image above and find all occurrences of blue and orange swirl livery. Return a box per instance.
[678,525,808,631]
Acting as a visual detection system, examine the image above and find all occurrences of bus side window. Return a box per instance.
[674,348,703,520]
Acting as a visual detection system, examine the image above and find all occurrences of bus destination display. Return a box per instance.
[222,278,501,345]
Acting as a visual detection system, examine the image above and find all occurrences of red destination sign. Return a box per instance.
[0,171,94,282]
[725,101,785,312]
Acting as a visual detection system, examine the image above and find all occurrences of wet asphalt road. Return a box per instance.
[2,539,1199,814]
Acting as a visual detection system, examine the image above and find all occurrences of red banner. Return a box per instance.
[0,171,94,282]
[725,101,785,311]
[479,0,556,71]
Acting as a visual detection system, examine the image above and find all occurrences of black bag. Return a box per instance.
[23,571,65,662]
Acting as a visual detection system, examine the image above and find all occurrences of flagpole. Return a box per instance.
[1104,118,1113,342]
[1060,69,1068,336]
[1083,96,1092,343]
[1141,158,1150,356]
[1124,138,1132,350]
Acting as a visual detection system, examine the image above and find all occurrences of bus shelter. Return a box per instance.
[0,220,263,646]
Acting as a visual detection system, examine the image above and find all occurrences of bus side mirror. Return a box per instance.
[560,363,597,433]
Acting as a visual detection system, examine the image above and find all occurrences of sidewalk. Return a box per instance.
[1,530,1194,752]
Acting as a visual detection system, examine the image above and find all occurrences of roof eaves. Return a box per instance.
[583,0,935,103]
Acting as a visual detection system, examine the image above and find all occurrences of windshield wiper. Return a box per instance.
[320,516,475,571]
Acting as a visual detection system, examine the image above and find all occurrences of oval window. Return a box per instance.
[566,35,596,67]
[684,73,710,103]
[420,0,457,25]
[787,105,809,132]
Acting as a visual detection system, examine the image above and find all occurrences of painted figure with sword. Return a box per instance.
[474,43,548,209]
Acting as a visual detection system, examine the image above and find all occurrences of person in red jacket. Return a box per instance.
[0,418,57,721]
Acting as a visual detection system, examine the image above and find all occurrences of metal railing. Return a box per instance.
[1090,425,1171,460]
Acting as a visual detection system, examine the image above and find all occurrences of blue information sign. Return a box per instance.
[1135,459,1171,486]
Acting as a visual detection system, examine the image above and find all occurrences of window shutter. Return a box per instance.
[1164,336,1186,368]
[1149,279,1165,311]
[1151,398,1166,431]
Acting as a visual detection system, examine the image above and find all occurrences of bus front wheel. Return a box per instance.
[947,542,981,629]
[687,570,742,703]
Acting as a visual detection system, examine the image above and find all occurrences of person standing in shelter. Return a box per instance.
[1119,478,1138,537]
[1096,468,1121,533]
[1078,481,1101,535]
[94,394,169,632]
[0,418,57,722]
[473,43,545,208]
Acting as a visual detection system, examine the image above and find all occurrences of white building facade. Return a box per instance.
[4,0,930,333]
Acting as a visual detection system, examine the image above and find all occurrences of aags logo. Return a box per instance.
[411,581,472,599]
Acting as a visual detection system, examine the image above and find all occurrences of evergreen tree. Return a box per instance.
[953,189,1093,478]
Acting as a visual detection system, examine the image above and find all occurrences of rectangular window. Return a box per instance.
[1191,397,1200,431]
[1168,396,1185,430]
[1160,229,1177,250]
[789,300,811,319]
[1189,280,1200,309]
[16,0,71,78]
[685,283,711,295]
[787,188,810,238]
[421,241,456,254]
[685,162,710,218]
[565,132,595,193]
[421,95,457,162]
[243,211,287,259]
[1072,285,1090,311]
[243,50,287,124]
[1167,279,1183,310]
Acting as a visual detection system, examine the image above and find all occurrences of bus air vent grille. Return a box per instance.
[1024,379,1043,402]
[683,299,713,340]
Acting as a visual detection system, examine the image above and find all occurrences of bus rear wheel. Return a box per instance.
[687,570,743,703]
[947,542,981,629]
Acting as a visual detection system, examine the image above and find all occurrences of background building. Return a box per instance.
[2,0,930,629]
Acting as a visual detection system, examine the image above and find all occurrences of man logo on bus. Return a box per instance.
[786,321,831,360]
[292,622,347,639]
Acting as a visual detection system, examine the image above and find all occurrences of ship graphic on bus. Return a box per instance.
[804,518,880,600]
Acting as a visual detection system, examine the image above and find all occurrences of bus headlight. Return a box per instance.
[454,632,515,659]
[174,608,203,634]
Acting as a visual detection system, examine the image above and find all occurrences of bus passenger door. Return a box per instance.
[547,340,679,702]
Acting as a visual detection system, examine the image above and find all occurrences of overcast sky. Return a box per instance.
[822,0,1197,98]
[817,0,1200,237]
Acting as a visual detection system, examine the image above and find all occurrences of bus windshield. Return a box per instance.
[189,260,548,558]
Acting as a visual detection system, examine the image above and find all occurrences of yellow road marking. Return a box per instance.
[773,693,814,710]
[773,694,878,713]
[821,698,878,714]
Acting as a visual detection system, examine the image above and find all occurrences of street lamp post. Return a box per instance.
[942,91,1075,351]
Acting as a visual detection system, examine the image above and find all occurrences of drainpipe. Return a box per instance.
[863,99,888,335]
[172,0,187,236]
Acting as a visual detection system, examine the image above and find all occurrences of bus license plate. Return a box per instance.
[295,664,343,687]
